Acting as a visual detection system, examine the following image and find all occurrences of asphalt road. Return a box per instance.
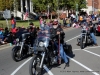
[0,27,100,75]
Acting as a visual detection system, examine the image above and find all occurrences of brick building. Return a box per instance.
[82,0,100,15]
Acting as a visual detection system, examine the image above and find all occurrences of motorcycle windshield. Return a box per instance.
[37,32,50,47]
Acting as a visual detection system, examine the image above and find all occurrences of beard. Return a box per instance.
[53,25,58,29]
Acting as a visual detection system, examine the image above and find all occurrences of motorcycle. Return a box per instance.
[77,26,93,49]
[29,31,64,75]
[12,33,33,62]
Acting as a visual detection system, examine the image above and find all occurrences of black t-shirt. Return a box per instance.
[89,26,95,33]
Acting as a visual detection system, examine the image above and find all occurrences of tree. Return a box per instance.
[32,0,86,13]
[0,0,13,11]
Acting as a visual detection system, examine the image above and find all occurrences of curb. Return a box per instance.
[0,43,11,48]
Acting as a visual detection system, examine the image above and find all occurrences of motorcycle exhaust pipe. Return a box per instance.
[19,42,24,55]
[39,52,45,68]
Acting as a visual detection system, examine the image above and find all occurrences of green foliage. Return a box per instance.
[0,0,13,11]
[32,0,86,12]
[0,0,87,12]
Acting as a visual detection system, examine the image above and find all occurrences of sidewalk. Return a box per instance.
[0,43,11,48]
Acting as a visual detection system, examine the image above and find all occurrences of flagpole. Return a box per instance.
[25,5,29,26]
[26,8,29,26]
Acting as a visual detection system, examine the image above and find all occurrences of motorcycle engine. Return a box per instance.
[51,56,57,65]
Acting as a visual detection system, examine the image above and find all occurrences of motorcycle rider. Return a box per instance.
[89,24,98,46]
[77,23,98,46]
[50,19,69,67]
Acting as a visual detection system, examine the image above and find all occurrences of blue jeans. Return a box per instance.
[67,24,70,27]
[60,44,68,63]
[90,33,97,44]
[0,35,4,41]
[12,24,15,29]
[55,42,68,63]
[40,24,44,30]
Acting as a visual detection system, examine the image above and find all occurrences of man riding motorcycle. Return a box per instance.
[50,19,69,67]
[77,23,98,46]
[89,24,98,46]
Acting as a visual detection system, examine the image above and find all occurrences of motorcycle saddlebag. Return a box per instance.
[63,43,73,54]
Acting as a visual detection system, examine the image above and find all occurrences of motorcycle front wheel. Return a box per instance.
[12,46,23,62]
[29,55,43,75]
[80,37,85,49]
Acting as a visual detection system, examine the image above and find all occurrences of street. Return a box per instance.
[0,28,100,75]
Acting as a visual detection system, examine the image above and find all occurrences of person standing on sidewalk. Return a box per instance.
[11,16,16,29]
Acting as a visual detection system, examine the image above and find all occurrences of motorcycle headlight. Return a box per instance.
[16,38,19,42]
[39,42,44,47]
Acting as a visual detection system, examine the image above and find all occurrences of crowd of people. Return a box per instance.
[0,13,100,45]
[0,17,67,45]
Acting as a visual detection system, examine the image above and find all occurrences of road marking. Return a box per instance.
[84,46,100,50]
[43,65,54,75]
[73,49,81,51]
[11,34,98,75]
[11,57,32,75]
[83,49,100,57]
[73,46,100,51]
[66,34,80,42]
[66,55,100,75]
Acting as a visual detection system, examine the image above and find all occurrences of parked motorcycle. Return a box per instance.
[12,33,33,62]
[77,26,93,49]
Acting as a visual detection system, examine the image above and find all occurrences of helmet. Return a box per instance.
[53,21,58,25]
[29,22,34,26]
[53,19,58,25]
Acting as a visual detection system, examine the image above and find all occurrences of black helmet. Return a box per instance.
[29,22,34,26]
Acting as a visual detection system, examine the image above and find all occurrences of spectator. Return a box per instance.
[0,29,4,44]
[3,27,9,38]
[11,16,16,29]
[2,27,9,44]
[66,18,71,27]
[63,18,67,27]
[11,27,17,34]
[7,32,15,45]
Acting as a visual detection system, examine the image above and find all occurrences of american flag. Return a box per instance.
[24,9,29,20]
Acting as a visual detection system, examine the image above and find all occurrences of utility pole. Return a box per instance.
[92,0,94,14]
[47,5,50,19]
[57,0,59,20]
[14,0,17,17]
[76,4,78,22]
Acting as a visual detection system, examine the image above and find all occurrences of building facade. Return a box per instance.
[82,0,100,15]
[13,0,36,20]
[20,0,33,13]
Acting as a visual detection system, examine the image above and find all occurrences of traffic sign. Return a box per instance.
[3,9,11,19]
